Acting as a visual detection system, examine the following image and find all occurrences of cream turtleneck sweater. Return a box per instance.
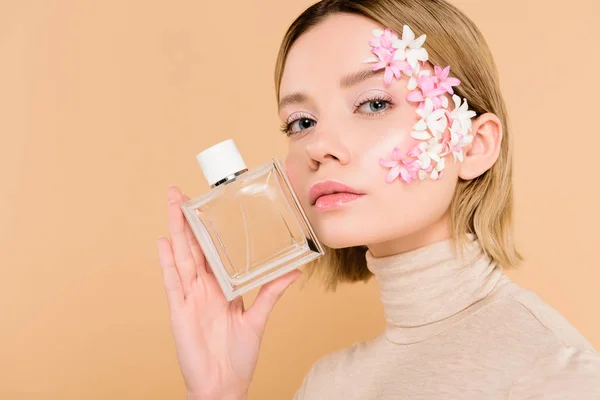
[293,234,600,399]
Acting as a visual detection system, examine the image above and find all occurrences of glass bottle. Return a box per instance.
[181,139,324,301]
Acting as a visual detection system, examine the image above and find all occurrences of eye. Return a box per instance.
[355,94,394,115]
[290,118,316,132]
[280,113,316,137]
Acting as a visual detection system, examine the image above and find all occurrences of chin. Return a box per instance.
[312,213,431,250]
[312,220,383,249]
[319,235,365,249]
[308,218,362,249]
[318,234,377,250]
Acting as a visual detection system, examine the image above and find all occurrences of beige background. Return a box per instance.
[1,0,599,398]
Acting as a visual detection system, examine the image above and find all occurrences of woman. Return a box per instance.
[156,0,600,399]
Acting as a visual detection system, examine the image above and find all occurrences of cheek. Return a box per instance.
[357,125,405,155]
[283,154,306,193]
[378,129,417,155]
[360,127,421,179]
[283,157,297,185]
[356,106,421,164]
[368,130,461,207]
[370,167,457,235]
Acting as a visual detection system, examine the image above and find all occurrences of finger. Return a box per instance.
[181,193,212,277]
[244,269,302,336]
[167,194,197,297]
[166,185,182,203]
[230,296,246,315]
[169,188,204,272]
[157,236,184,309]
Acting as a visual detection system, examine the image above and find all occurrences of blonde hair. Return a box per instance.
[274,0,524,290]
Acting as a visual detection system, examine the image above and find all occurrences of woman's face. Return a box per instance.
[279,13,461,255]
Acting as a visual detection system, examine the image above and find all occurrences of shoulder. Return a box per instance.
[459,277,597,356]
[505,283,598,352]
[499,283,600,398]
[306,334,383,376]
[507,345,600,399]
[293,334,385,399]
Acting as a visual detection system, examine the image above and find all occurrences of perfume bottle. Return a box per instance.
[181,139,325,301]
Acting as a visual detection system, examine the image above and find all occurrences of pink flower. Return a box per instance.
[369,28,397,50]
[379,147,422,183]
[365,24,477,184]
[370,47,412,85]
[433,66,461,95]
[406,74,447,108]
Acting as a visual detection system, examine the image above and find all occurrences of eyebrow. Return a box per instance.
[278,67,384,112]
[340,67,384,88]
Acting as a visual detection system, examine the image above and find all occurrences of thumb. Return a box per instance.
[244,269,303,335]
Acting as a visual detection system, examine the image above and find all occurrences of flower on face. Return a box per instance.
[448,95,477,134]
[432,156,445,180]
[411,98,448,141]
[416,138,444,170]
[448,126,474,162]
[365,24,477,183]
[408,69,430,91]
[369,46,412,85]
[415,143,445,181]
[369,28,398,50]
[433,66,461,95]
[392,25,428,70]
[379,147,422,183]
[406,73,448,109]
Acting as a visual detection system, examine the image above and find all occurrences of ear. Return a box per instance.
[458,112,503,180]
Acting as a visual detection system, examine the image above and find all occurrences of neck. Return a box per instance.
[367,212,451,257]
[365,233,508,344]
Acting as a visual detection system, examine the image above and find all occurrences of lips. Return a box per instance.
[308,180,365,206]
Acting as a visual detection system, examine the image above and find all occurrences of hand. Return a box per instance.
[157,185,302,399]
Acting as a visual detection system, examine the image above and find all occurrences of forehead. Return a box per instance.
[280,13,383,93]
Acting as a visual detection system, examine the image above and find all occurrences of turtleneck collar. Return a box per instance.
[365,233,510,344]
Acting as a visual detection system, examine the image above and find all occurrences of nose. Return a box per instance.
[305,131,351,170]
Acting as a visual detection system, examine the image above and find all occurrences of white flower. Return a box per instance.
[452,147,465,163]
[420,157,445,180]
[416,138,444,170]
[449,95,476,135]
[441,95,449,108]
[411,98,448,140]
[392,25,428,70]
[431,156,445,179]
[449,130,474,162]
[446,95,476,163]
[450,121,474,145]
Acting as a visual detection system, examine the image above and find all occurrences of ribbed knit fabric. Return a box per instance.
[294,234,600,399]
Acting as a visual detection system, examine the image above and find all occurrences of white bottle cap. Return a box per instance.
[196,139,247,186]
